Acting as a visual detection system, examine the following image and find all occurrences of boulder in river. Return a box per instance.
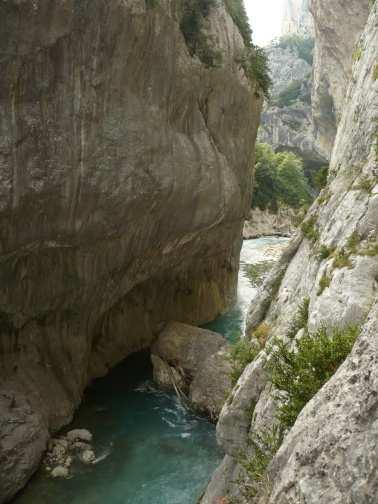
[151,322,232,420]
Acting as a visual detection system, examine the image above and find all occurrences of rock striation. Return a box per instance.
[282,0,314,36]
[202,1,378,502]
[310,0,371,156]
[0,1,262,501]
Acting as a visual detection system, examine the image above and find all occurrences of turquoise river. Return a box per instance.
[15,237,288,504]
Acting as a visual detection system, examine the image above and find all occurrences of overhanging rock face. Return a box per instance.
[0,1,262,501]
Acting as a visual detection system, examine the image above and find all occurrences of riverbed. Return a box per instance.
[15,237,289,504]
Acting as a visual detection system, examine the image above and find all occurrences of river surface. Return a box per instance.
[16,237,288,504]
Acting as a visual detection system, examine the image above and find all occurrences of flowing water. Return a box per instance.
[16,236,289,504]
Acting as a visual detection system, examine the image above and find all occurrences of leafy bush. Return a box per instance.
[238,45,272,98]
[332,250,352,269]
[224,0,252,47]
[317,271,331,295]
[239,425,284,499]
[301,215,319,242]
[346,232,361,254]
[251,322,270,347]
[253,143,312,211]
[274,80,302,107]
[313,165,329,191]
[228,338,260,385]
[287,297,309,339]
[267,326,359,430]
[276,34,314,65]
[180,0,221,67]
[244,260,275,287]
[317,244,333,260]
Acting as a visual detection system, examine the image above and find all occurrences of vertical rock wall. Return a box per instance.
[0,1,262,501]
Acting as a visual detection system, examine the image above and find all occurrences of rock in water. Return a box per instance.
[151,322,232,420]
[51,466,69,479]
[66,429,93,444]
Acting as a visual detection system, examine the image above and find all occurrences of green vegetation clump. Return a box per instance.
[360,242,378,257]
[244,260,275,287]
[354,175,375,193]
[224,0,252,47]
[317,271,331,295]
[253,143,312,211]
[301,215,319,242]
[346,231,361,254]
[146,0,159,8]
[180,0,222,67]
[287,297,309,340]
[352,45,363,62]
[228,338,260,385]
[239,425,283,499]
[332,250,353,270]
[275,34,314,65]
[237,45,272,98]
[251,322,270,348]
[237,325,359,501]
[274,80,302,107]
[267,326,359,430]
[317,244,334,260]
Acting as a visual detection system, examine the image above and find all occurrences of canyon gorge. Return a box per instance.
[0,0,377,503]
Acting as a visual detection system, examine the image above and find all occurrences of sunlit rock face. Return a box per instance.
[202,2,378,503]
[259,0,328,171]
[309,0,370,156]
[0,1,262,501]
[282,0,314,36]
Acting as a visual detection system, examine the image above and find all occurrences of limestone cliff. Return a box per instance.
[282,0,314,36]
[258,0,328,179]
[202,1,378,502]
[310,0,371,156]
[0,1,262,501]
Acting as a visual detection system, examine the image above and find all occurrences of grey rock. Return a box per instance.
[189,348,233,421]
[282,0,314,36]
[51,466,69,479]
[66,429,93,444]
[243,207,297,239]
[151,354,186,392]
[80,450,96,465]
[152,322,227,382]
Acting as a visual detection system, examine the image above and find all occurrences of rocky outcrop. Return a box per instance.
[310,0,371,156]
[151,322,232,420]
[202,2,378,502]
[0,1,262,500]
[282,0,314,36]
[258,2,329,172]
[243,207,297,239]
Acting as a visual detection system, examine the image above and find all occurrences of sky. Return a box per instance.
[244,0,286,47]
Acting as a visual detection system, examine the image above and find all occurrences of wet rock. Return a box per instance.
[51,466,69,479]
[0,386,49,504]
[80,450,96,465]
[189,348,233,421]
[151,322,229,420]
[67,429,93,444]
[152,322,227,381]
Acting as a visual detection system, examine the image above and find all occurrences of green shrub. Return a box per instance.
[332,250,353,269]
[180,0,221,67]
[301,215,319,242]
[274,80,302,107]
[146,0,159,8]
[313,166,329,192]
[287,297,309,339]
[360,242,378,256]
[251,322,270,348]
[224,0,252,47]
[252,143,312,211]
[276,34,314,65]
[238,425,284,499]
[317,244,333,260]
[346,231,361,254]
[354,175,375,193]
[317,271,331,295]
[244,260,275,287]
[352,45,363,62]
[228,338,260,385]
[267,326,359,430]
[238,45,272,97]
